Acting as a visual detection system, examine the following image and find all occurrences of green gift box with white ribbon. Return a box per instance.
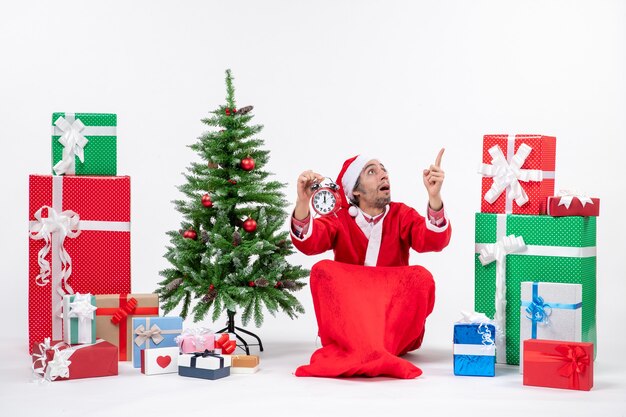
[474,212,596,365]
[63,293,97,345]
[51,112,117,176]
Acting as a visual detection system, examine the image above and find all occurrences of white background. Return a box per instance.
[1,0,625,415]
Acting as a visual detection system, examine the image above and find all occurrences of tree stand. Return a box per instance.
[216,310,264,355]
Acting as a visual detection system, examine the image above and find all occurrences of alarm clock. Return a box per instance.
[310,177,341,216]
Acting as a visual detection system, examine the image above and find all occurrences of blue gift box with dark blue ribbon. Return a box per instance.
[453,323,496,377]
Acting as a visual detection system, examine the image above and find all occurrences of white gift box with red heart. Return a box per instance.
[140,346,179,375]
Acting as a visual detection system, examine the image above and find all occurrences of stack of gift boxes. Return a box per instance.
[28,112,260,382]
[453,134,598,391]
[142,327,259,378]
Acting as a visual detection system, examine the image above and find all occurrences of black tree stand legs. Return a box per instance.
[216,310,264,355]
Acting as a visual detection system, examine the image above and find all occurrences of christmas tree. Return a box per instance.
[157,69,308,330]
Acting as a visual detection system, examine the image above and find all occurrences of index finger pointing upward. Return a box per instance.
[434,148,445,167]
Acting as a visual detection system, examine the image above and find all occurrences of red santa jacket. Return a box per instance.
[290,202,451,267]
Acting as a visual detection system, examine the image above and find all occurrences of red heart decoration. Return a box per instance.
[156,355,172,369]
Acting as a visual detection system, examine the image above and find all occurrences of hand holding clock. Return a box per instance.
[295,170,325,220]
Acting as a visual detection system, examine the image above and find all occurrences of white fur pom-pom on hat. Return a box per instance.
[348,205,359,217]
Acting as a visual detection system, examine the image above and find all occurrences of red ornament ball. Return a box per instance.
[225,108,231,116]
[240,156,255,171]
[248,281,255,287]
[183,228,197,240]
[201,194,213,208]
[209,284,214,290]
[242,217,257,233]
[274,281,283,288]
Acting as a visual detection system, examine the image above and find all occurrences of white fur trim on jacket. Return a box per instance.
[354,206,390,266]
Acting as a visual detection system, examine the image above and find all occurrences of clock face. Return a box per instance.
[312,189,337,215]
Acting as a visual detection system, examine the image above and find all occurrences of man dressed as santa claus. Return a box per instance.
[290,149,451,379]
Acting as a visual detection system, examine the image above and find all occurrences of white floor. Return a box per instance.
[3,334,625,417]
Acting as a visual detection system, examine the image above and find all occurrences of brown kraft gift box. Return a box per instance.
[95,294,159,361]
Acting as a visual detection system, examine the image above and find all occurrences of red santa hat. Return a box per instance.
[336,154,373,217]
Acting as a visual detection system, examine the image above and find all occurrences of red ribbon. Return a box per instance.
[554,345,590,389]
[110,297,138,324]
[526,343,590,389]
[215,333,237,354]
[96,295,159,361]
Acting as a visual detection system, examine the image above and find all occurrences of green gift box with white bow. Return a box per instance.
[63,293,97,345]
[474,212,596,365]
[51,112,117,176]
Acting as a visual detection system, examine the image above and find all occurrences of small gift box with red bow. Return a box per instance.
[32,338,118,382]
[523,339,593,391]
[63,293,97,345]
[178,351,231,380]
[519,282,582,373]
[141,346,179,375]
[95,294,159,361]
[175,327,215,353]
[214,333,237,354]
[478,134,556,215]
[132,316,183,368]
[545,191,600,217]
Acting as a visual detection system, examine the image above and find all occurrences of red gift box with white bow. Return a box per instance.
[546,192,600,217]
[31,338,118,381]
[28,175,131,353]
[478,134,556,215]
[523,339,593,391]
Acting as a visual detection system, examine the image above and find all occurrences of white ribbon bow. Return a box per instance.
[557,189,594,209]
[457,311,492,324]
[478,144,543,208]
[46,349,73,381]
[53,116,89,175]
[457,311,498,347]
[67,293,96,324]
[32,338,54,379]
[478,235,527,267]
[134,324,164,346]
[176,327,213,349]
[32,338,72,382]
[29,206,81,290]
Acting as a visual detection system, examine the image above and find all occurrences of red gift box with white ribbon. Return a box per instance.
[478,134,556,215]
[546,191,600,217]
[28,175,131,353]
[31,338,118,381]
[523,339,593,391]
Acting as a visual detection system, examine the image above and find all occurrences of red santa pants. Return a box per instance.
[295,259,436,379]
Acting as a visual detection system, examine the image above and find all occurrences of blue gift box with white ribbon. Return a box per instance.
[519,281,582,373]
[453,323,496,377]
